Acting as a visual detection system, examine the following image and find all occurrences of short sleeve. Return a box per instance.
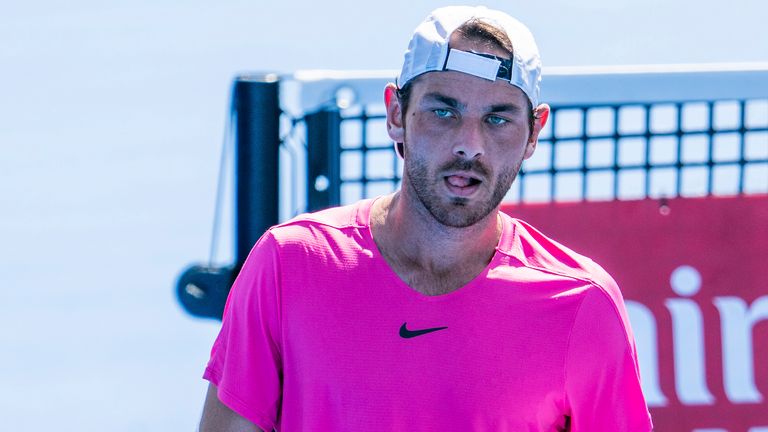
[564,285,653,431]
[203,232,283,431]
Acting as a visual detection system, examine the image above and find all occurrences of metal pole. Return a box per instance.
[175,73,281,320]
[234,74,281,267]
[306,109,342,211]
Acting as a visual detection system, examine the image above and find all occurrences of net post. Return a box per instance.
[174,74,280,320]
[306,109,342,211]
[234,74,281,267]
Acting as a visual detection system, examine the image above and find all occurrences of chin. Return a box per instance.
[428,200,494,228]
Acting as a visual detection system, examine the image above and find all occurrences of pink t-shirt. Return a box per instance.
[204,198,653,431]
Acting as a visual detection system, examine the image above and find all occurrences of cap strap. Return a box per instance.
[444,49,513,82]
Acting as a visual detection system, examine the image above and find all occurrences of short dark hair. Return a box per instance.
[454,18,514,56]
[395,19,536,138]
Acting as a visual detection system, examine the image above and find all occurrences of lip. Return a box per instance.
[443,174,483,197]
[444,170,485,183]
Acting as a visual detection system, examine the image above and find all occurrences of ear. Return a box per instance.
[384,83,405,144]
[523,103,550,160]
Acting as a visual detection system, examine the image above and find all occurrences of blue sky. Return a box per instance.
[1,1,766,430]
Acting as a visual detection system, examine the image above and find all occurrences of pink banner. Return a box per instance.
[502,195,768,432]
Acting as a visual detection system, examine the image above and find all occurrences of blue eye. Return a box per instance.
[434,108,453,118]
[487,115,508,125]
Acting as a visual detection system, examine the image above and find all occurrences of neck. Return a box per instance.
[371,188,501,276]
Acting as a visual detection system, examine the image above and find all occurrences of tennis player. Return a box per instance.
[199,6,653,431]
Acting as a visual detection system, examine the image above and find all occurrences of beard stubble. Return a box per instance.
[405,152,522,228]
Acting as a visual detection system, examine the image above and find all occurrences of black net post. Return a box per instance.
[234,74,281,266]
[306,109,342,211]
[176,74,281,320]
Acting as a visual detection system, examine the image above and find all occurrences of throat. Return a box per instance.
[383,233,499,296]
[404,259,493,296]
[369,193,503,296]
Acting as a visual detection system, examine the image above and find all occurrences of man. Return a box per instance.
[199,5,653,431]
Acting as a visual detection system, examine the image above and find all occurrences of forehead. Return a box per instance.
[410,69,528,112]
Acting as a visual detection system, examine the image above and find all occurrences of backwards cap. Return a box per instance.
[398,5,542,107]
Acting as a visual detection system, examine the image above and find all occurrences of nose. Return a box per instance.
[451,121,485,159]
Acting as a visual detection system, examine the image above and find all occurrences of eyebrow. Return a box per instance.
[489,103,524,114]
[422,92,524,114]
[421,92,465,110]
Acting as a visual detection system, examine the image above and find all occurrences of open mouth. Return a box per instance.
[446,174,481,187]
[444,174,482,196]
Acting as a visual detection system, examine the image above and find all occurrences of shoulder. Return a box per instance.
[267,200,370,243]
[251,199,376,264]
[498,214,637,350]
[497,213,624,304]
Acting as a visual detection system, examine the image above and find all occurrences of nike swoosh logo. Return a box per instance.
[399,322,448,339]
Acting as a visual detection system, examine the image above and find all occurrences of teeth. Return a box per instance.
[447,175,472,187]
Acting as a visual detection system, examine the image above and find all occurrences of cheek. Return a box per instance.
[522,140,536,159]
[488,133,530,161]
[408,112,456,140]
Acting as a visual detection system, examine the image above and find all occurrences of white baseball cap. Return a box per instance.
[398,5,542,107]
